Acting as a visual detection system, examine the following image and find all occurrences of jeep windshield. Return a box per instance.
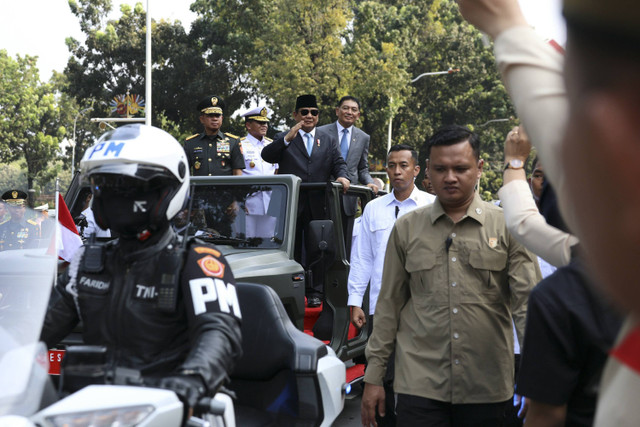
[182,182,287,249]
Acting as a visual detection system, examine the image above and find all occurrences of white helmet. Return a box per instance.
[80,125,189,238]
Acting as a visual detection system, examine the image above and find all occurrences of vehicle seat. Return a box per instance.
[230,282,329,426]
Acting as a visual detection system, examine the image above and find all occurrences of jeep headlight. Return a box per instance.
[45,405,154,427]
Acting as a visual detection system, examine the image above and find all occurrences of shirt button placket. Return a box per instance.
[449,229,462,396]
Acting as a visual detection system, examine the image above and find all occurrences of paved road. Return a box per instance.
[334,388,362,427]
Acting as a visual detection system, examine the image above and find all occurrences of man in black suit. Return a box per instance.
[318,96,377,257]
[262,94,350,307]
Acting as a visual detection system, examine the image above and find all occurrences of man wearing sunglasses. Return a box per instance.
[262,94,349,308]
[184,95,245,176]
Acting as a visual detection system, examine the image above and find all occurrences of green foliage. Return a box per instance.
[63,0,256,140]
[0,50,66,191]
[0,160,28,192]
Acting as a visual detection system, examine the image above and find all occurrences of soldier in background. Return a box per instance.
[241,106,278,216]
[0,190,38,251]
[240,106,279,238]
[34,204,55,239]
[184,95,245,176]
[241,106,278,180]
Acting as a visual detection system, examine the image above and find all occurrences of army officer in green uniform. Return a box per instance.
[184,95,245,176]
[0,190,38,251]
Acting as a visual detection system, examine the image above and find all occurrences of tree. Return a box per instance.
[0,160,28,193]
[61,0,518,198]
[63,0,255,140]
[50,71,101,175]
[371,0,518,198]
[190,0,354,127]
[0,50,66,190]
[348,1,424,158]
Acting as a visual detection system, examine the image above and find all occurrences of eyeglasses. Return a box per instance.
[298,109,319,117]
[204,113,222,118]
[339,105,360,113]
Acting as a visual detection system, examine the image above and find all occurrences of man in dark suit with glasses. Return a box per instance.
[262,94,350,308]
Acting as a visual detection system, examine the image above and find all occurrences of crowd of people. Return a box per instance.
[4,0,639,423]
[360,0,639,425]
[183,92,375,309]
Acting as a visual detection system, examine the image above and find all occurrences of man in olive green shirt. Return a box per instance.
[361,125,540,426]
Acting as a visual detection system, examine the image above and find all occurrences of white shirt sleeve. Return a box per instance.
[347,207,375,308]
[494,26,579,234]
[498,180,577,267]
[82,208,111,238]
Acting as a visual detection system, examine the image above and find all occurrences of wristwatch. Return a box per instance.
[503,158,524,172]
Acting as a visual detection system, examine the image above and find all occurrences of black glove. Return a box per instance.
[74,214,88,228]
[158,374,206,411]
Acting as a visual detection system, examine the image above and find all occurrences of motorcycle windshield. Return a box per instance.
[0,204,58,415]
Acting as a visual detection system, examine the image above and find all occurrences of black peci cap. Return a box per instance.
[295,94,318,110]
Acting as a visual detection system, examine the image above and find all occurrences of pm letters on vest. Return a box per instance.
[189,278,242,319]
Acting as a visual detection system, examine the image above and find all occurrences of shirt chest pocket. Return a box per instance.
[192,147,204,160]
[405,250,447,305]
[369,216,394,249]
[369,215,394,232]
[467,249,509,302]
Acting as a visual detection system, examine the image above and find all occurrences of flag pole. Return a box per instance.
[54,178,60,287]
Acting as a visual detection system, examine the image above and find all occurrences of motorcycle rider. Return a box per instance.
[40,125,242,420]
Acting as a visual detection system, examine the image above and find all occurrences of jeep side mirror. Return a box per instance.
[306,220,336,265]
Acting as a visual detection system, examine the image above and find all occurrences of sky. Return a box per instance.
[0,0,565,82]
[0,0,197,80]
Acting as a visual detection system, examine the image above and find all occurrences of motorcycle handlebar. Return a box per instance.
[195,397,226,416]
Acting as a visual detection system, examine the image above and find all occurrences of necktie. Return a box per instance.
[395,205,400,218]
[305,133,313,155]
[340,128,349,160]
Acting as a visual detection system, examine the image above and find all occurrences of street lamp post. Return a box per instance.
[72,107,93,177]
[145,0,152,126]
[478,117,513,127]
[386,67,460,156]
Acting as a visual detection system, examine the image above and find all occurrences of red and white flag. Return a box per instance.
[55,193,83,262]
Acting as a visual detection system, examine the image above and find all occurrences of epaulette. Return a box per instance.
[224,132,240,139]
[27,219,38,226]
[239,137,248,142]
[265,137,273,142]
[186,133,200,141]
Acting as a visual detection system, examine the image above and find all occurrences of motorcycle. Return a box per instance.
[0,206,346,427]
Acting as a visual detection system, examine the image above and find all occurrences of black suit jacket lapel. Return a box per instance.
[292,133,310,158]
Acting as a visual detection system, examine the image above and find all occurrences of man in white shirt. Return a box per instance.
[348,144,434,327]
[241,106,278,185]
[240,106,278,238]
[75,193,110,240]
